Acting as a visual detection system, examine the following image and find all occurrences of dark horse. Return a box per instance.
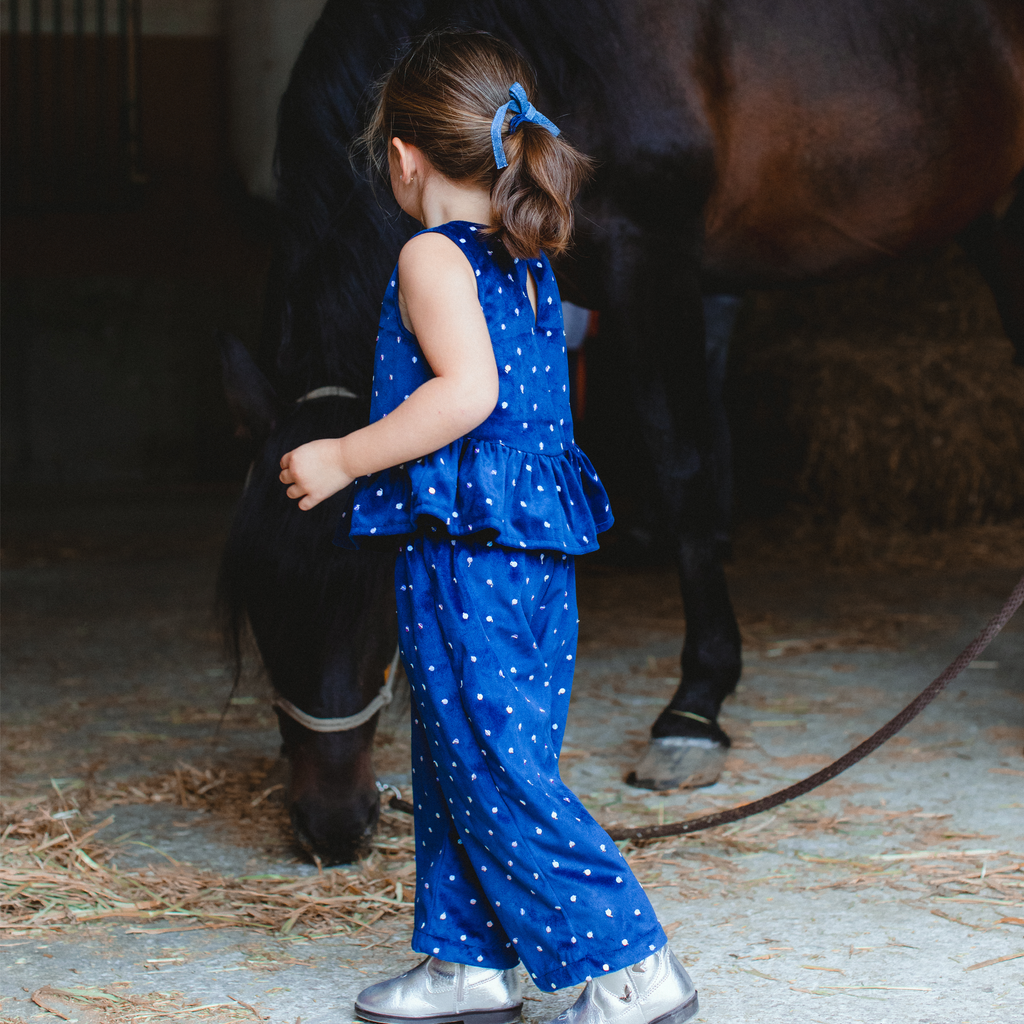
[220,0,1024,863]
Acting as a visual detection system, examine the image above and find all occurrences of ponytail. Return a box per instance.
[487,103,592,260]
[360,29,593,259]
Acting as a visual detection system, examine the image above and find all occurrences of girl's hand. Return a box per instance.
[279,438,353,511]
[276,234,498,502]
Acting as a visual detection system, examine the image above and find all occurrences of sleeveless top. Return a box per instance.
[338,221,612,554]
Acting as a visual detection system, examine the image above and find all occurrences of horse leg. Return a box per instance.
[957,177,1024,366]
[630,487,743,789]
[630,294,743,789]
[702,293,743,552]
[606,241,742,790]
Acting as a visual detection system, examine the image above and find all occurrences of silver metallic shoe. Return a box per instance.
[355,956,523,1024]
[544,946,698,1024]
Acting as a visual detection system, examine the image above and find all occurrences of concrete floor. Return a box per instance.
[2,492,1022,1023]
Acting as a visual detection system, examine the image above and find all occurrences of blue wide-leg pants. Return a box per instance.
[395,535,666,993]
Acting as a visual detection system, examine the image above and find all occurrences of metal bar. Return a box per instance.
[5,0,142,210]
[73,0,85,192]
[117,0,127,180]
[6,0,22,206]
[96,0,106,183]
[30,0,42,208]
[53,0,64,198]
[124,0,141,183]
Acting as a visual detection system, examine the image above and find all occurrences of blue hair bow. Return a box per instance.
[490,82,560,169]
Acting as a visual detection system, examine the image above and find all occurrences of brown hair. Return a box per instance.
[359,29,592,260]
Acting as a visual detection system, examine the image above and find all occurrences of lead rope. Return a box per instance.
[602,572,1024,842]
[385,574,1024,836]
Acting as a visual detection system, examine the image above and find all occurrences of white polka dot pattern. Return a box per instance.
[396,537,666,992]
[343,220,613,555]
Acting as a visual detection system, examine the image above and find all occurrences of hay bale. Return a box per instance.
[731,246,1024,533]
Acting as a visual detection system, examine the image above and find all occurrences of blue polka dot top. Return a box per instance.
[341,221,613,554]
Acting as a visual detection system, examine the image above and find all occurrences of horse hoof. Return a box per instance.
[627,737,728,791]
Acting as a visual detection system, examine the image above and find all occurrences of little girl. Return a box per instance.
[279,29,699,1024]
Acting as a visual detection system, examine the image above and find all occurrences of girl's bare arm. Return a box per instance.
[279,232,499,510]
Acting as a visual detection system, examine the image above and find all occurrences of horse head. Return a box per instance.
[219,334,398,863]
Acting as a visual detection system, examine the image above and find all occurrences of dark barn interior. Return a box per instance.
[2,1,1022,551]
[1,3,1022,1021]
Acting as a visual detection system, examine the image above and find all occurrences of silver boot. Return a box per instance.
[545,946,698,1024]
[355,956,523,1024]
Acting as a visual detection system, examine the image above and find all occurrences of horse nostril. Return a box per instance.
[287,785,381,865]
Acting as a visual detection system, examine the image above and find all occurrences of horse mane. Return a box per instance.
[266,1,427,401]
[217,396,397,712]
[222,4,429,699]
[225,1,619,701]
[265,0,615,404]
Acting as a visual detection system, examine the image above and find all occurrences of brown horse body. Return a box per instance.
[221,0,1024,861]
[699,4,1024,285]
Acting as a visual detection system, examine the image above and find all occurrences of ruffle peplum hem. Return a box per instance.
[335,221,614,556]
[342,437,613,554]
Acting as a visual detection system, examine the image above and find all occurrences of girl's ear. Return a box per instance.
[391,137,420,184]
